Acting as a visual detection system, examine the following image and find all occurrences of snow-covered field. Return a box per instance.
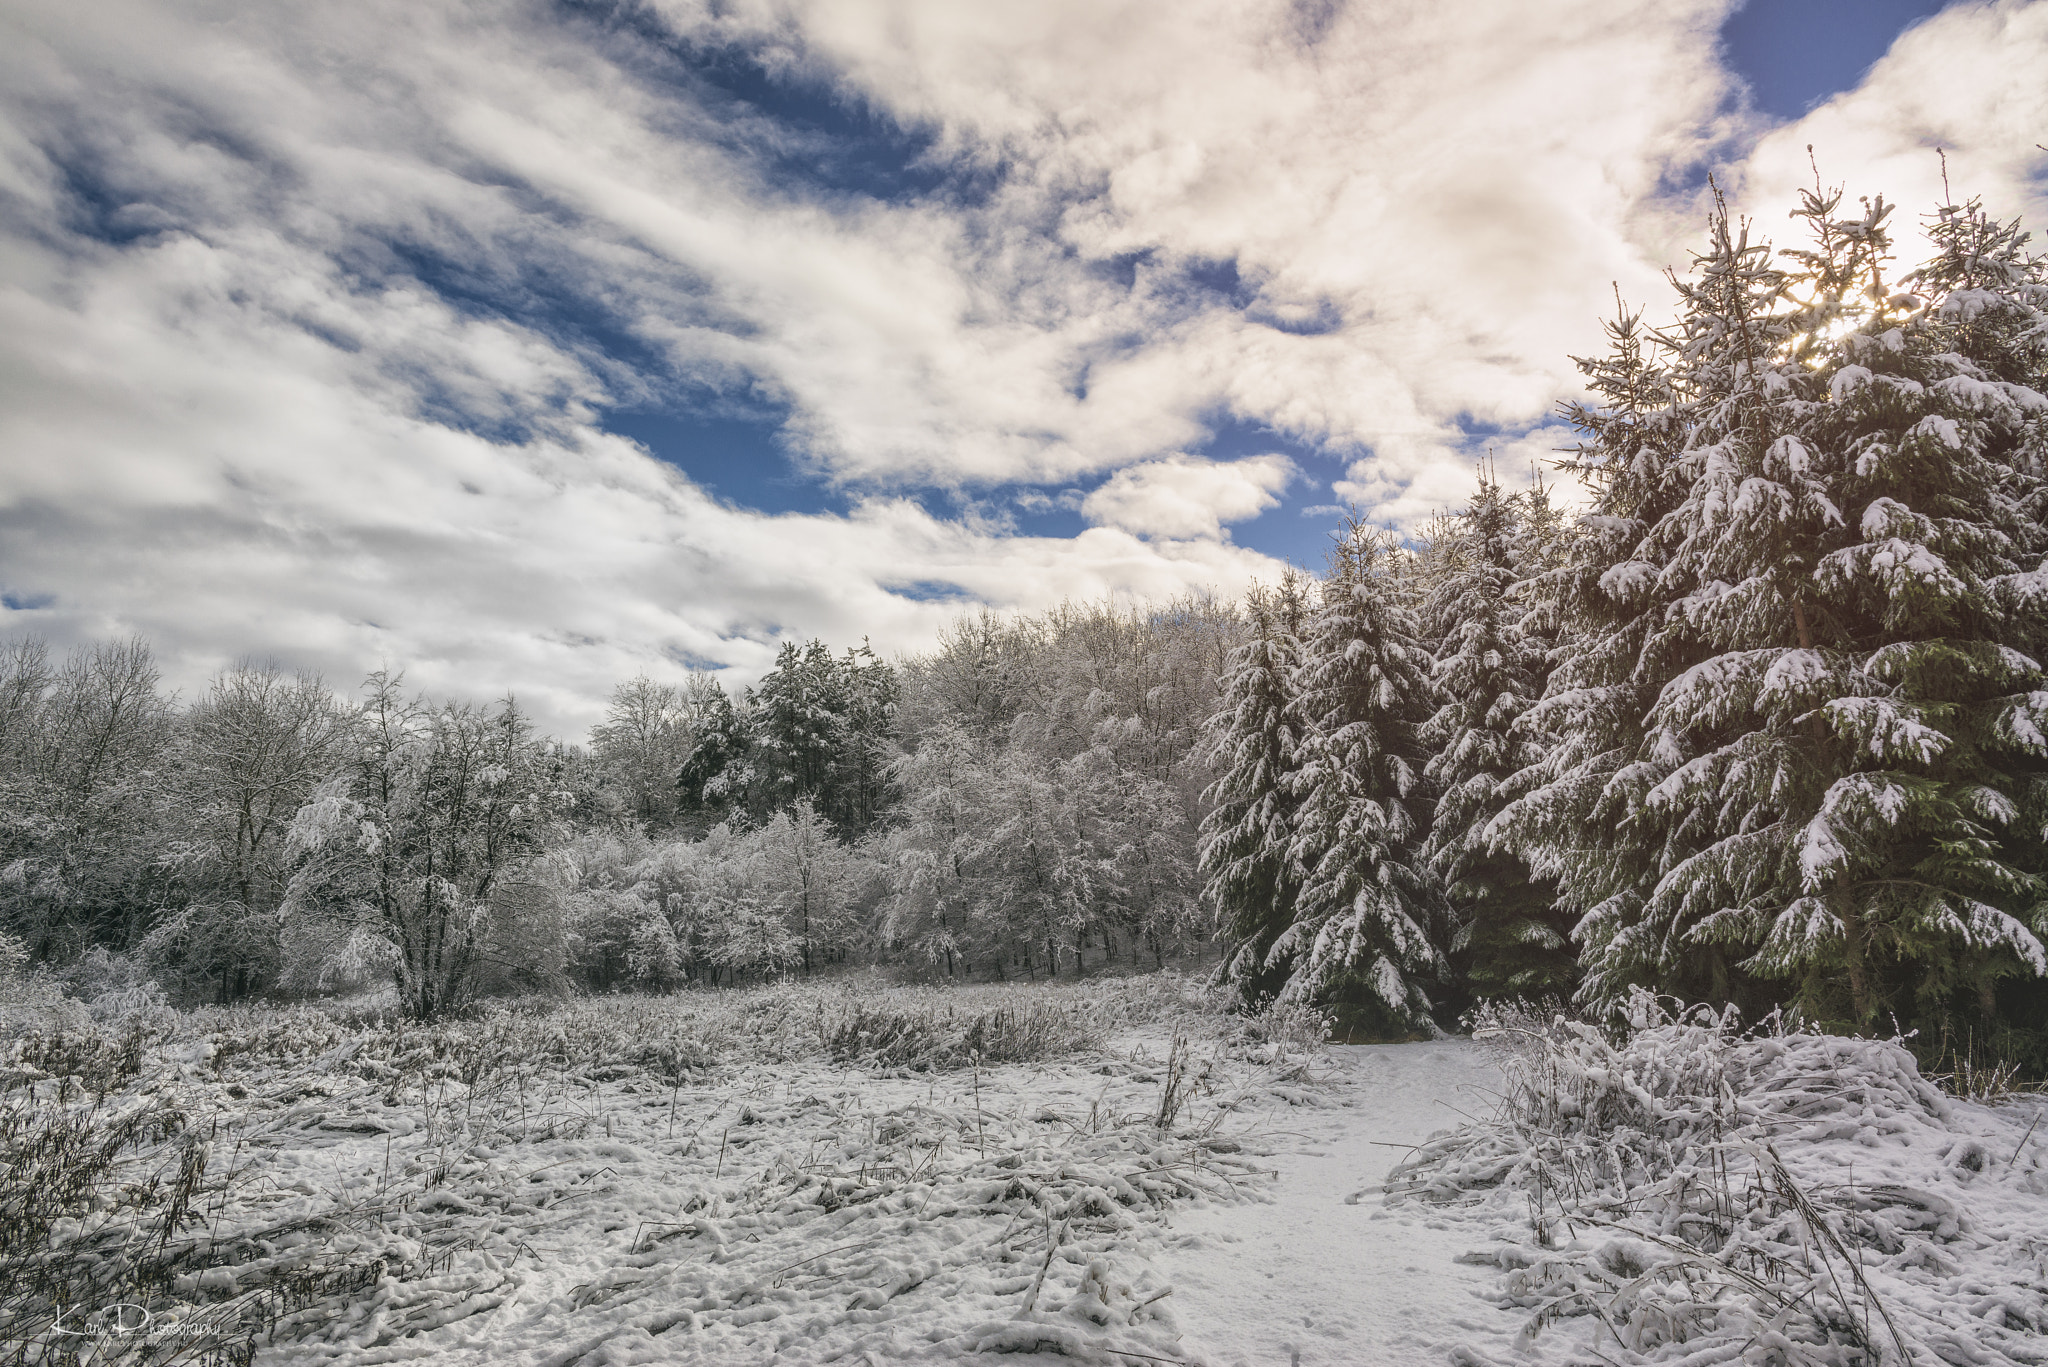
[5,983,2044,1367]
[3,976,1319,1365]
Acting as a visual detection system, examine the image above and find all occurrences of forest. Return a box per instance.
[3,185,2045,1065]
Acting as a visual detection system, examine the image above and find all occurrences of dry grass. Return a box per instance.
[1387,992,2045,1366]
[1,970,1281,1365]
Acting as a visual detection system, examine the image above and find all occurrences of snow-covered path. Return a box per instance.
[1166,1041,1518,1367]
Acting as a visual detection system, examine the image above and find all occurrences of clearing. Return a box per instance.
[7,983,2044,1367]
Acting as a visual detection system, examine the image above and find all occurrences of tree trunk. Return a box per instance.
[1707,948,1731,1006]
[1837,891,1874,1025]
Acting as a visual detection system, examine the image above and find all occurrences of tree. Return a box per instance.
[146,663,347,1002]
[677,678,752,824]
[1418,475,1573,1001]
[1200,576,1307,1003]
[751,640,849,810]
[1500,184,2048,1028]
[283,674,565,1018]
[590,675,698,832]
[878,723,982,976]
[757,799,868,973]
[0,637,173,962]
[828,642,899,836]
[1281,524,1446,1029]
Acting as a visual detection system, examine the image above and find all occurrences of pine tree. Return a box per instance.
[751,640,849,809]
[1199,575,1306,1004]
[677,679,751,822]
[1280,522,1444,1028]
[828,642,899,836]
[1418,472,1573,1001]
[1501,184,2048,1027]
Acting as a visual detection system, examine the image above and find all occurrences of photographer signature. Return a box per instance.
[50,1304,200,1339]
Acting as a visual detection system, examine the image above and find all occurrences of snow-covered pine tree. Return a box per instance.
[1501,184,2048,1027]
[1198,574,1307,1004]
[1278,523,1444,1029]
[750,639,849,811]
[676,679,751,823]
[1418,471,1573,1001]
[827,641,899,836]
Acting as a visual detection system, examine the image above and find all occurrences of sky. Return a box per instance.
[1,0,2044,735]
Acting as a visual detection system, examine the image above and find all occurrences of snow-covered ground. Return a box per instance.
[2,978,1329,1365]
[8,986,2045,1367]
[1165,1041,1516,1367]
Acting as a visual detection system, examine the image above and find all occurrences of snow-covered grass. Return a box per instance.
[2,974,1328,1366]
[1385,994,2048,1366]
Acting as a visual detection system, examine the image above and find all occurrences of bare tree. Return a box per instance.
[590,675,697,831]
[0,637,173,961]
[147,663,348,1002]
[283,674,565,1018]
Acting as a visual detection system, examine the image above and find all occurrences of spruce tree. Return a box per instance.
[1199,575,1307,1004]
[676,680,752,823]
[1501,184,2048,1027]
[1419,472,1573,1001]
[828,642,899,836]
[751,640,849,809]
[1280,522,1444,1028]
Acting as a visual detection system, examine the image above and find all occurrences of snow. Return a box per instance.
[1597,561,1658,602]
[1385,1002,2048,1367]
[1828,365,1872,400]
[0,980,1334,1367]
[1859,496,1913,540]
[11,988,2047,1367]
[1912,414,1964,450]
[1822,696,1951,764]
[1163,1040,1514,1366]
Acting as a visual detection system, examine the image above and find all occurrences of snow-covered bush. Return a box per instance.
[1391,990,2048,1365]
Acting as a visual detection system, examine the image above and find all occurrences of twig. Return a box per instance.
[2007,1107,2042,1169]
[1019,1218,1068,1313]
[766,1239,877,1282]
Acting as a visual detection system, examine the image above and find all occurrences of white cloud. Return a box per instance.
[1729,1,2048,242]
[1082,454,1296,540]
[657,0,1746,473]
[2,0,2041,734]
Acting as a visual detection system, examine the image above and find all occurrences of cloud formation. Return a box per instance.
[1731,1,2048,234]
[1082,454,1296,541]
[0,0,2041,733]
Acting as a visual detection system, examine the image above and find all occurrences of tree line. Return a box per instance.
[3,182,2043,1047]
[1206,184,2048,1044]
[0,598,1237,1018]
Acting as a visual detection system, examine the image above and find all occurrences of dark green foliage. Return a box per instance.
[677,640,899,837]
[1498,185,2048,1031]
[1419,474,1575,1003]
[677,678,752,821]
[1279,522,1444,1024]
[1199,575,1306,1005]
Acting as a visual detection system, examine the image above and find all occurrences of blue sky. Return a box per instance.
[0,0,2043,731]
[598,0,1960,575]
[1724,0,1950,120]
